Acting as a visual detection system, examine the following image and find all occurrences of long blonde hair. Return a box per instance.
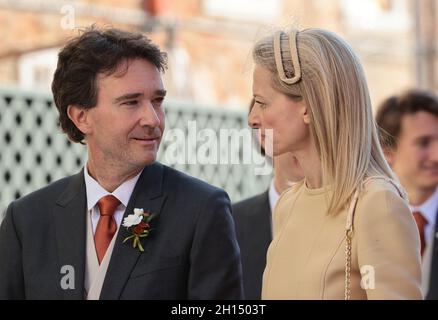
[253,28,398,215]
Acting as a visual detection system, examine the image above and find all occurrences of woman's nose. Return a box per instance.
[248,107,260,129]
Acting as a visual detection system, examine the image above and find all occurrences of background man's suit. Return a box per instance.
[0,162,243,299]
[232,191,271,300]
[426,207,438,299]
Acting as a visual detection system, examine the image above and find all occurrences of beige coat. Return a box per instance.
[262,178,423,300]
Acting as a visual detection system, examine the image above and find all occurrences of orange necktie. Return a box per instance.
[95,195,120,264]
[413,211,428,257]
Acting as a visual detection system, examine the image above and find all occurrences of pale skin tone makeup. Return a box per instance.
[248,65,322,189]
[67,58,166,192]
[385,111,438,205]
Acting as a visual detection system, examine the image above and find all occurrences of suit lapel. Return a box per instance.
[53,171,87,300]
[99,163,167,300]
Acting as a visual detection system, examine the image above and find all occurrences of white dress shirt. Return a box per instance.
[410,186,438,248]
[84,166,142,234]
[268,180,280,213]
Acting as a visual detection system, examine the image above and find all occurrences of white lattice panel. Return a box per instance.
[0,87,271,220]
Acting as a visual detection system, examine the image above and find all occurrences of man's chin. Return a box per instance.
[129,151,158,167]
[141,156,157,166]
[418,179,438,192]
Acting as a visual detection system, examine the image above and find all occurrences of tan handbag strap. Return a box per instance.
[344,176,404,233]
[344,176,404,300]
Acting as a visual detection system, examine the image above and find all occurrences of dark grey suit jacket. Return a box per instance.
[426,207,438,300]
[0,162,243,299]
[231,191,271,300]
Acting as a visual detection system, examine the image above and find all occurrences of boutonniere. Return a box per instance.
[122,208,155,252]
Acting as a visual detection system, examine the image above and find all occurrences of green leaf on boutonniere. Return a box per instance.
[122,208,156,252]
[133,236,139,248]
[123,235,135,243]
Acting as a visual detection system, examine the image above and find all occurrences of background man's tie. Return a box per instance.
[95,195,120,264]
[413,210,428,257]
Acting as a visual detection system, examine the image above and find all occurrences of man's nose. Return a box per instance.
[139,102,160,128]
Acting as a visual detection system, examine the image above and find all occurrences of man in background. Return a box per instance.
[376,89,438,299]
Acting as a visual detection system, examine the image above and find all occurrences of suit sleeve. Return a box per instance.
[188,190,244,299]
[0,202,25,299]
[356,188,423,299]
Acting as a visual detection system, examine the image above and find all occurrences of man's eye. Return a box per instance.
[417,138,430,148]
[153,97,164,106]
[122,100,138,106]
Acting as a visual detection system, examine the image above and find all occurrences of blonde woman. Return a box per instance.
[248,27,423,299]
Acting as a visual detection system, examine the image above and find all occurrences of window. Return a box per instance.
[340,0,410,31]
[18,48,59,90]
[202,0,282,22]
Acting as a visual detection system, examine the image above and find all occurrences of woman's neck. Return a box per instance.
[293,145,323,189]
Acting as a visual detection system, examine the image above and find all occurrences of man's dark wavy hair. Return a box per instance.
[51,26,167,143]
[376,89,438,149]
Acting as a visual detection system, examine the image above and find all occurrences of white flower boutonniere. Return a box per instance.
[122,208,155,252]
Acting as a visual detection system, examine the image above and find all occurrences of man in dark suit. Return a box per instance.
[0,27,243,300]
[376,89,438,299]
[232,152,303,299]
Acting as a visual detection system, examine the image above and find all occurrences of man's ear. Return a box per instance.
[67,105,92,135]
[382,146,396,166]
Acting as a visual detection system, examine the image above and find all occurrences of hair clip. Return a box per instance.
[273,30,301,84]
